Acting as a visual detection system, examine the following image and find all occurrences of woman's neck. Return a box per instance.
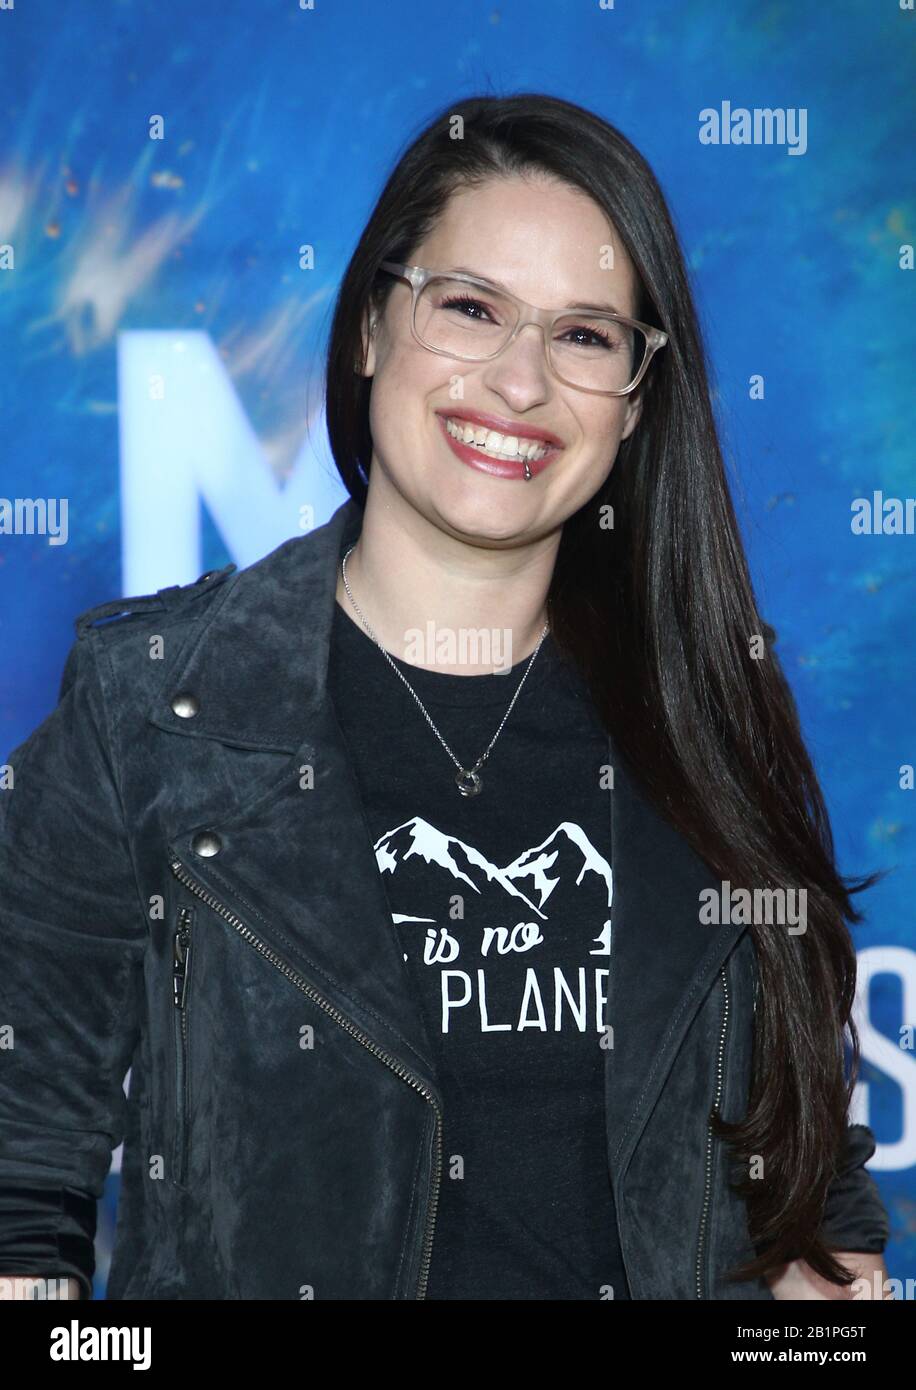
[334,482,558,676]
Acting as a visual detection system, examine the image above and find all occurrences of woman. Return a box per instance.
[0,94,891,1300]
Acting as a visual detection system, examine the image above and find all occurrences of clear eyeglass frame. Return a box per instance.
[376,260,669,396]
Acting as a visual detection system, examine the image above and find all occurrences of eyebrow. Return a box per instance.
[447,265,624,316]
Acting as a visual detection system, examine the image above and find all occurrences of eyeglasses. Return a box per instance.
[377,262,668,396]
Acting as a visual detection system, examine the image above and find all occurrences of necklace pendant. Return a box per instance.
[455,768,482,797]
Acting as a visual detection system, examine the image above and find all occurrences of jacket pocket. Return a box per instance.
[171,904,195,1188]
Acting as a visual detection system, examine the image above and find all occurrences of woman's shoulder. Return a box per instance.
[73,562,238,642]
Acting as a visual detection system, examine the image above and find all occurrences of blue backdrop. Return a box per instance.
[1,0,913,1298]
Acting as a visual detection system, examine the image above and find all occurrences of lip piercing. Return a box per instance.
[523,458,532,481]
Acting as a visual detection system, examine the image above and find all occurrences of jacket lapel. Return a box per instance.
[149,499,442,1094]
[147,497,748,1161]
[604,736,748,1179]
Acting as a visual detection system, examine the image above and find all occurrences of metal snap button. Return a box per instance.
[191,831,222,858]
[170,692,200,719]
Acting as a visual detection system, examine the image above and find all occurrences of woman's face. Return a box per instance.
[361,173,645,547]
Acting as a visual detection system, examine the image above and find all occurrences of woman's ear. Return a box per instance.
[357,307,379,378]
[619,388,643,441]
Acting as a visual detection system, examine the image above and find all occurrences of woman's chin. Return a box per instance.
[427,493,537,548]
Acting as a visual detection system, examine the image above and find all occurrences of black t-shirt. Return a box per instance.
[328,597,630,1300]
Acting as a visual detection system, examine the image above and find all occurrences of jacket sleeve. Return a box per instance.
[0,631,146,1298]
[819,1122,890,1255]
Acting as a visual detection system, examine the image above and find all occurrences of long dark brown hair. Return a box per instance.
[323,92,884,1286]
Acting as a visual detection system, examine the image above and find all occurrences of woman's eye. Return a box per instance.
[441,295,494,321]
[560,325,617,351]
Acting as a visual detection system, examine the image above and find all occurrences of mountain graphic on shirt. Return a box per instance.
[373,816,612,953]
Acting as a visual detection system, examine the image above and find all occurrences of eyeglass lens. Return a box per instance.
[414,276,647,391]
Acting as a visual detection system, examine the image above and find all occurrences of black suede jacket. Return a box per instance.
[0,497,890,1299]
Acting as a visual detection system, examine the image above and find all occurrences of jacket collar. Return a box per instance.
[149,497,365,752]
[148,498,747,1177]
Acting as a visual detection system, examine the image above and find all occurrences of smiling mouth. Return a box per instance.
[441,414,558,464]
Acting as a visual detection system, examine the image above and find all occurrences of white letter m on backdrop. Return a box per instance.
[118,331,346,592]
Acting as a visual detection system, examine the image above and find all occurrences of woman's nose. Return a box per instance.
[479,323,553,408]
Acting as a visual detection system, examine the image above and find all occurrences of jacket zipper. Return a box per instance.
[169,855,442,1299]
[172,904,194,1186]
[695,964,729,1299]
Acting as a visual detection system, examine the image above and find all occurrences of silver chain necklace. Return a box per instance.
[340,543,549,797]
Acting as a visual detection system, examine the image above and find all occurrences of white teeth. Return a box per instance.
[444,416,552,463]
